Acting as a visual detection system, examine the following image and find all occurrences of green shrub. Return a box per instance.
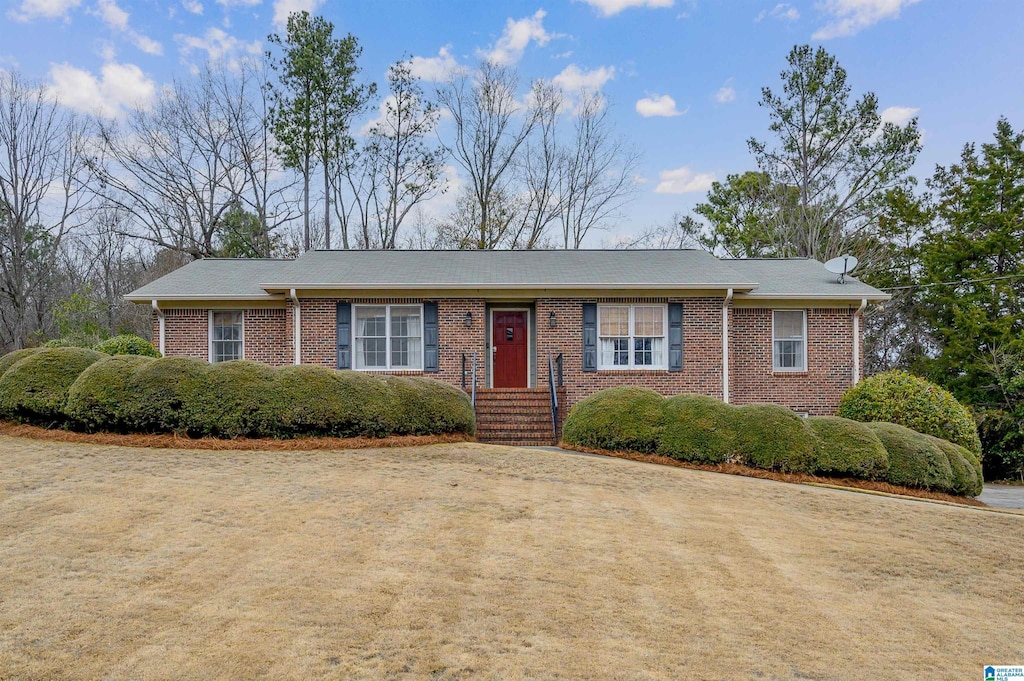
[179,360,277,438]
[866,422,954,492]
[94,334,160,358]
[120,357,210,433]
[42,334,95,349]
[733,404,816,472]
[562,386,663,453]
[384,376,475,437]
[656,394,736,463]
[806,416,889,480]
[267,365,388,438]
[0,348,41,377]
[65,355,157,432]
[838,371,981,456]
[927,436,983,497]
[0,347,104,425]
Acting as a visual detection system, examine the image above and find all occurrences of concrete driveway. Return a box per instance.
[979,484,1024,509]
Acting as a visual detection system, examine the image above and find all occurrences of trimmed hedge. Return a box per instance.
[927,436,983,497]
[561,386,663,453]
[657,394,735,463]
[94,334,161,358]
[838,371,981,456]
[734,404,816,473]
[65,354,158,431]
[0,348,105,425]
[0,348,41,377]
[866,422,954,492]
[807,416,889,480]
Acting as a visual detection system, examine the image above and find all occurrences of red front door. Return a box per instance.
[492,310,528,388]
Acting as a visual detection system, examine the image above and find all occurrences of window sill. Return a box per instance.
[354,368,424,374]
[596,368,670,374]
[772,370,808,376]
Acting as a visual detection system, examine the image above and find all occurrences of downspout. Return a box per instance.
[289,288,301,365]
[852,298,867,385]
[151,300,165,357]
[722,288,733,403]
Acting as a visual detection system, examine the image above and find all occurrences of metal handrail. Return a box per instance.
[471,351,477,408]
[548,351,559,443]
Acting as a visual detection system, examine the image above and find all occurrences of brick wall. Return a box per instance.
[730,307,856,415]
[536,297,725,411]
[153,298,860,415]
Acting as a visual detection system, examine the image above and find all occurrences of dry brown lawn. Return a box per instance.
[0,435,1021,680]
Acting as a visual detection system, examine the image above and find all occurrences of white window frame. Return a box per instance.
[353,303,425,371]
[597,304,668,371]
[209,309,244,363]
[772,309,807,372]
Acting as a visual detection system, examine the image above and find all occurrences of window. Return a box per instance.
[210,310,243,363]
[598,304,666,370]
[773,310,806,371]
[354,304,423,370]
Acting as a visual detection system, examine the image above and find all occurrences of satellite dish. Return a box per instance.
[824,254,858,283]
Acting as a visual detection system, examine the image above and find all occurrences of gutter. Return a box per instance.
[722,288,733,403]
[289,288,301,365]
[852,298,867,385]
[151,300,165,356]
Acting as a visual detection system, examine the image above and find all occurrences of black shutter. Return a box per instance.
[582,302,597,372]
[668,302,683,371]
[336,301,352,370]
[423,301,439,373]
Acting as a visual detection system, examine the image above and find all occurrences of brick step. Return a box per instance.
[476,415,552,425]
[477,436,555,446]
[476,425,555,436]
[475,410,552,419]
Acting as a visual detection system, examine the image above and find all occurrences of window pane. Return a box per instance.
[634,337,653,366]
[774,340,805,370]
[211,311,243,363]
[774,311,804,340]
[599,306,629,336]
[356,337,387,369]
[599,338,629,367]
[633,306,664,337]
[356,306,387,338]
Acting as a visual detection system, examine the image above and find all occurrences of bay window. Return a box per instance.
[354,304,423,371]
[598,304,667,370]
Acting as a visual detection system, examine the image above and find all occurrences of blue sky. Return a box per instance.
[2,0,1023,243]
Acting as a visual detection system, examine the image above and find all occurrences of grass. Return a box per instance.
[0,436,1022,679]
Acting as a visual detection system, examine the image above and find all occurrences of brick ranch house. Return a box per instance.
[127,250,888,445]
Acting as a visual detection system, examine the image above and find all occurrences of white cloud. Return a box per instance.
[576,0,673,17]
[635,93,685,117]
[409,45,461,82]
[175,28,262,72]
[92,0,163,55]
[813,0,920,39]
[478,10,559,65]
[8,0,80,22]
[552,64,615,92]
[755,3,800,22]
[182,0,204,14]
[880,105,919,127]
[272,0,323,31]
[654,166,715,194]
[714,84,735,104]
[49,61,156,118]
[218,0,261,6]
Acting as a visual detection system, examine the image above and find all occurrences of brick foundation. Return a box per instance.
[152,297,859,416]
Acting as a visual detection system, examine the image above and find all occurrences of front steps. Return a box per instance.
[474,388,565,447]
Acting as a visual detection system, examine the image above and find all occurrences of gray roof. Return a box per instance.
[126,250,888,301]
[724,258,885,299]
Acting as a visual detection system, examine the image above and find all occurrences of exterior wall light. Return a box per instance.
[549,311,557,328]
[464,311,473,328]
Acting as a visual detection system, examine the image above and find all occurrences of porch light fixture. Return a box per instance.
[549,311,557,328]
[464,311,473,328]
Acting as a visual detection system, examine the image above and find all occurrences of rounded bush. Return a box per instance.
[179,360,277,438]
[120,357,210,433]
[562,386,663,453]
[94,334,160,358]
[267,365,391,438]
[0,347,104,425]
[733,404,816,472]
[65,355,157,432]
[656,394,736,463]
[927,436,983,497]
[807,416,889,480]
[866,422,954,492]
[838,371,981,456]
[384,376,475,437]
[0,348,41,377]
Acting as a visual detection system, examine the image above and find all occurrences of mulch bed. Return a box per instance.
[0,422,472,451]
[559,442,987,507]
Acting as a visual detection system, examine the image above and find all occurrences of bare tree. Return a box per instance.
[0,72,91,348]
[558,92,639,248]
[437,62,538,249]
[508,80,563,249]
